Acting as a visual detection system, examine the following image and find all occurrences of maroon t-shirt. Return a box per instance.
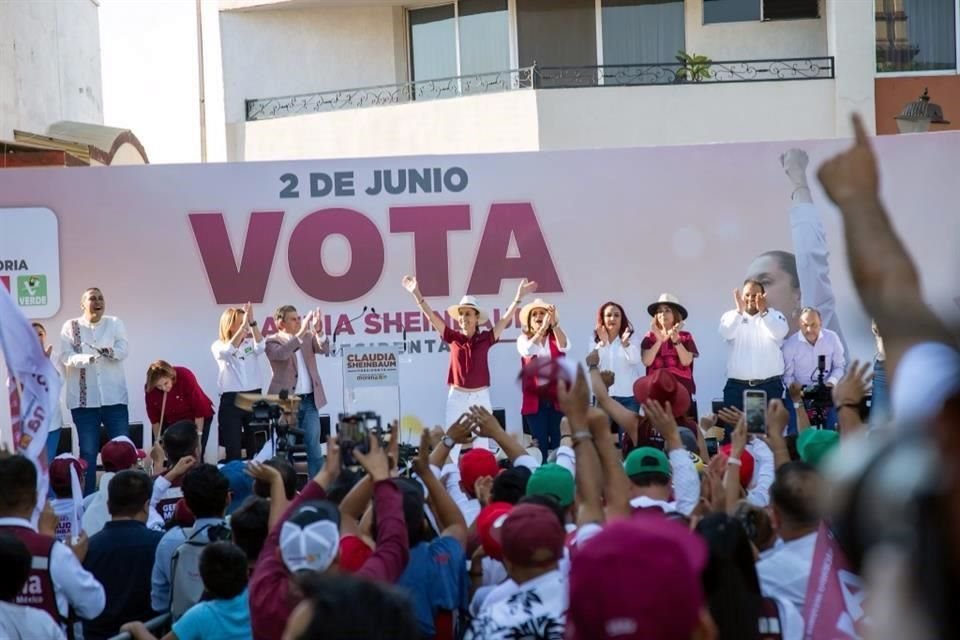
[640,330,699,392]
[442,326,498,389]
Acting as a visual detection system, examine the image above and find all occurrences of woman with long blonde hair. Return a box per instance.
[211,302,264,460]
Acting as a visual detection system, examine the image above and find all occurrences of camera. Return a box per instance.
[337,411,382,467]
[241,391,304,456]
[801,355,834,427]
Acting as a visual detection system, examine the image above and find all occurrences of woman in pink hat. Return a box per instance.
[516,298,569,459]
[402,275,538,436]
[641,293,699,399]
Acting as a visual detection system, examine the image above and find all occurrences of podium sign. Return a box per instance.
[340,344,404,439]
[343,345,399,389]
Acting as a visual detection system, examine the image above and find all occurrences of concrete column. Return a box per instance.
[826,0,877,136]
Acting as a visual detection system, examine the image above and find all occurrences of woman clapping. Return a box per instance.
[641,294,698,398]
[593,301,642,412]
[517,299,569,459]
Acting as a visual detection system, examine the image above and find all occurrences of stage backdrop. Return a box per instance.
[1,132,958,450]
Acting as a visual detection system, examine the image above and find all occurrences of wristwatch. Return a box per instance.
[441,435,456,449]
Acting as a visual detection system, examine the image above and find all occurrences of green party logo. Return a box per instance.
[17,274,48,306]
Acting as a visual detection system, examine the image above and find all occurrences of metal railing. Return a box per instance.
[245,56,834,122]
[107,613,172,640]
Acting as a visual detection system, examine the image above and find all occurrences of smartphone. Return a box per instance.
[338,416,371,467]
[705,437,719,457]
[743,390,767,434]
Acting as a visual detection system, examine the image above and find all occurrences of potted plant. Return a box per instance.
[675,51,712,83]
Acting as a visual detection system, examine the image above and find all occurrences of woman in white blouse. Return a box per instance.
[211,303,264,461]
[517,298,569,460]
[593,301,642,413]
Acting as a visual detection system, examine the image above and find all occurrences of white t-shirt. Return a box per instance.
[0,601,66,640]
[756,531,818,612]
[211,337,265,393]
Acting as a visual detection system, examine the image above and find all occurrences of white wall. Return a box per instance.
[235,89,540,160]
[684,0,827,61]
[536,81,836,148]
[219,5,405,124]
[0,0,103,141]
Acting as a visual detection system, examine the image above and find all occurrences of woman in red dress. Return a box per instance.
[640,294,698,399]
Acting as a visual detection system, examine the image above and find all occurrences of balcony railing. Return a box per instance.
[245,56,834,122]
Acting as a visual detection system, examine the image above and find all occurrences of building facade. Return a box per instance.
[209,0,955,162]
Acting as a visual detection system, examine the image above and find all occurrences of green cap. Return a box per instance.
[624,447,671,477]
[797,429,839,467]
[525,463,575,507]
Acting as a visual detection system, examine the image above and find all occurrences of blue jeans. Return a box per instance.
[721,378,785,442]
[71,404,129,495]
[297,393,323,477]
[46,429,61,460]
[523,400,563,460]
[871,359,889,427]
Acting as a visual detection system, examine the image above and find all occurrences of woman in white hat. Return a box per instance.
[641,293,698,397]
[402,274,538,436]
[516,299,569,459]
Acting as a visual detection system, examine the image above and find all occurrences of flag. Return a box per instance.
[0,286,60,517]
[803,522,866,639]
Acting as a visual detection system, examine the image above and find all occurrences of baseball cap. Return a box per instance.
[476,502,513,561]
[567,515,708,640]
[525,463,574,508]
[49,454,88,494]
[101,436,146,472]
[719,444,755,488]
[459,449,500,498]
[499,503,566,568]
[280,501,341,573]
[797,428,840,467]
[624,447,671,478]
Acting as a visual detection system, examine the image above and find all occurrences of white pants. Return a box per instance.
[447,387,493,451]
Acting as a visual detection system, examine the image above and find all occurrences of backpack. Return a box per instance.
[169,523,230,620]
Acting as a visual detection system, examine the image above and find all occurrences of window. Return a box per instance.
[876,0,957,72]
[408,1,509,98]
[602,0,685,79]
[704,0,818,24]
[517,0,597,86]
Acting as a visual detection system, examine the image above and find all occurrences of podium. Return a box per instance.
[339,343,403,440]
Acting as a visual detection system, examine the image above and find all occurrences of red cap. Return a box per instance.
[339,535,374,573]
[49,455,88,494]
[567,515,708,640]
[499,503,565,567]
[459,449,499,498]
[632,370,691,418]
[476,502,513,561]
[101,436,146,472]
[719,444,755,488]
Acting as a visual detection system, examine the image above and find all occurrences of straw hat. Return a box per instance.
[447,295,489,324]
[519,298,552,332]
[647,293,688,320]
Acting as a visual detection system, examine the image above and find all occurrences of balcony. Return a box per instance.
[230,56,838,161]
[245,57,835,121]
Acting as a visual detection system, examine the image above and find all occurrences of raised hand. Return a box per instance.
[764,399,790,440]
[644,399,679,446]
[833,359,873,407]
[595,325,610,346]
[353,435,390,482]
[468,405,503,439]
[246,460,282,483]
[757,291,769,314]
[557,365,590,427]
[547,305,558,325]
[401,275,419,295]
[446,414,475,444]
[622,324,634,345]
[474,475,494,507]
[516,278,538,299]
[718,406,744,428]
[316,436,342,488]
[44,344,54,358]
[166,455,197,481]
[386,420,400,472]
[297,310,315,337]
[585,349,600,369]
[788,382,804,403]
[731,416,748,458]
[650,317,666,341]
[412,430,432,477]
[817,114,878,209]
[313,307,324,335]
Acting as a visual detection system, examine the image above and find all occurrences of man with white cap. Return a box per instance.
[402,275,538,440]
[83,436,161,536]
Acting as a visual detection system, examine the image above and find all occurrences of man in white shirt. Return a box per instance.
[783,307,846,430]
[756,461,821,611]
[60,287,131,494]
[718,281,789,435]
[0,455,105,635]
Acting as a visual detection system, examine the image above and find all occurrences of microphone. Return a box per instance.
[333,305,368,349]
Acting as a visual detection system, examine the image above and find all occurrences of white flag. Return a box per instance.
[0,286,61,514]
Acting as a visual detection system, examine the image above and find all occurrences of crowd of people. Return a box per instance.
[1,120,958,640]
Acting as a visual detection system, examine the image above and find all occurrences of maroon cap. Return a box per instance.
[101,436,147,472]
[49,455,88,494]
[499,503,565,567]
[567,515,708,640]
